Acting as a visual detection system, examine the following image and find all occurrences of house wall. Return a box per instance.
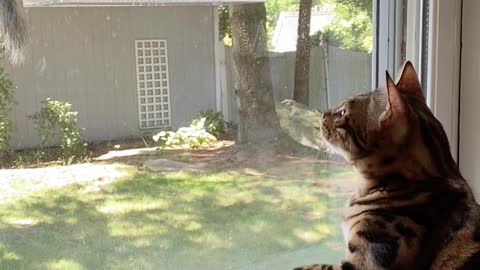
[6,6,217,149]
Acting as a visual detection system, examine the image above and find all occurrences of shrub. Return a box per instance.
[152,117,217,149]
[0,66,15,155]
[12,149,44,168]
[196,109,226,137]
[28,98,86,164]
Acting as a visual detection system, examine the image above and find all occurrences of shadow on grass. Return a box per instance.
[0,171,348,270]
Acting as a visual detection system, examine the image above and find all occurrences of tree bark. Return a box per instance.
[227,3,324,159]
[293,0,312,106]
[229,4,283,145]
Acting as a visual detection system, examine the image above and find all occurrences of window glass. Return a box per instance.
[0,0,402,269]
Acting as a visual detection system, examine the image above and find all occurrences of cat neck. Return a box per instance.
[351,151,439,197]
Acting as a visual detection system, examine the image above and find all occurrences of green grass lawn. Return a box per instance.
[0,164,353,270]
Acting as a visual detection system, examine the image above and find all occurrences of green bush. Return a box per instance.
[196,109,226,137]
[0,66,15,155]
[28,98,86,164]
[152,117,217,149]
[11,149,45,168]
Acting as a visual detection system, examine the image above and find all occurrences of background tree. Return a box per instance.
[0,0,27,63]
[229,3,283,145]
[228,3,318,158]
[320,0,373,53]
[0,65,15,155]
[293,0,312,105]
[220,0,323,47]
[218,5,231,41]
[0,0,27,155]
[264,0,299,36]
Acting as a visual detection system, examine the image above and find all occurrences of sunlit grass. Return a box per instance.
[46,260,86,270]
[0,165,353,270]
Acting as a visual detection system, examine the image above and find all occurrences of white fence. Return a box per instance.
[222,45,371,122]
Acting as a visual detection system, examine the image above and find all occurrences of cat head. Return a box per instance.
[321,62,458,178]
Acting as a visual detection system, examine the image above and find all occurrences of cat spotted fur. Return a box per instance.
[293,62,480,270]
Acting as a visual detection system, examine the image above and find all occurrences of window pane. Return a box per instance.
[217,2,372,268]
[0,1,390,270]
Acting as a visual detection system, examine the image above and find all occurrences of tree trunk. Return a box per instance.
[229,3,283,145]
[227,3,323,159]
[293,0,312,106]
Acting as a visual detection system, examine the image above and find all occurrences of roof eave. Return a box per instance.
[24,0,264,8]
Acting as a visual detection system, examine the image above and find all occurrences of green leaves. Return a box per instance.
[220,0,325,47]
[152,117,217,149]
[0,66,15,155]
[28,98,86,164]
[196,109,226,138]
[218,5,231,40]
[319,0,373,53]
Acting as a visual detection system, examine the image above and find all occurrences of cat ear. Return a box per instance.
[380,71,409,127]
[379,71,410,143]
[396,61,424,100]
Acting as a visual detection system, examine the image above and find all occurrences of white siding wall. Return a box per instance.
[6,6,217,149]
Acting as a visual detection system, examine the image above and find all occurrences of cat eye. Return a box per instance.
[339,109,346,116]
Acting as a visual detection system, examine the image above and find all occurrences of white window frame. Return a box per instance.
[426,0,462,161]
[374,0,462,160]
[405,0,424,83]
[374,0,424,86]
[373,0,406,88]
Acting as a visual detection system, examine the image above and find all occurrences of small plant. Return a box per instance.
[225,120,238,136]
[29,98,86,164]
[11,149,44,168]
[152,117,217,149]
[196,109,226,137]
[0,66,15,156]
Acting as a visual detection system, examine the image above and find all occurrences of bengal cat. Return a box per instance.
[293,62,480,270]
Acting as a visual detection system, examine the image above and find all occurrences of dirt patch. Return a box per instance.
[1,137,352,193]
[0,137,156,169]
[91,140,235,168]
[145,159,208,173]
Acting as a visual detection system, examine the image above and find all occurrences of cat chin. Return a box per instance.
[323,140,350,160]
[320,129,351,160]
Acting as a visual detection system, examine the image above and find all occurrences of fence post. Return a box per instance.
[218,43,230,122]
[323,45,330,109]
